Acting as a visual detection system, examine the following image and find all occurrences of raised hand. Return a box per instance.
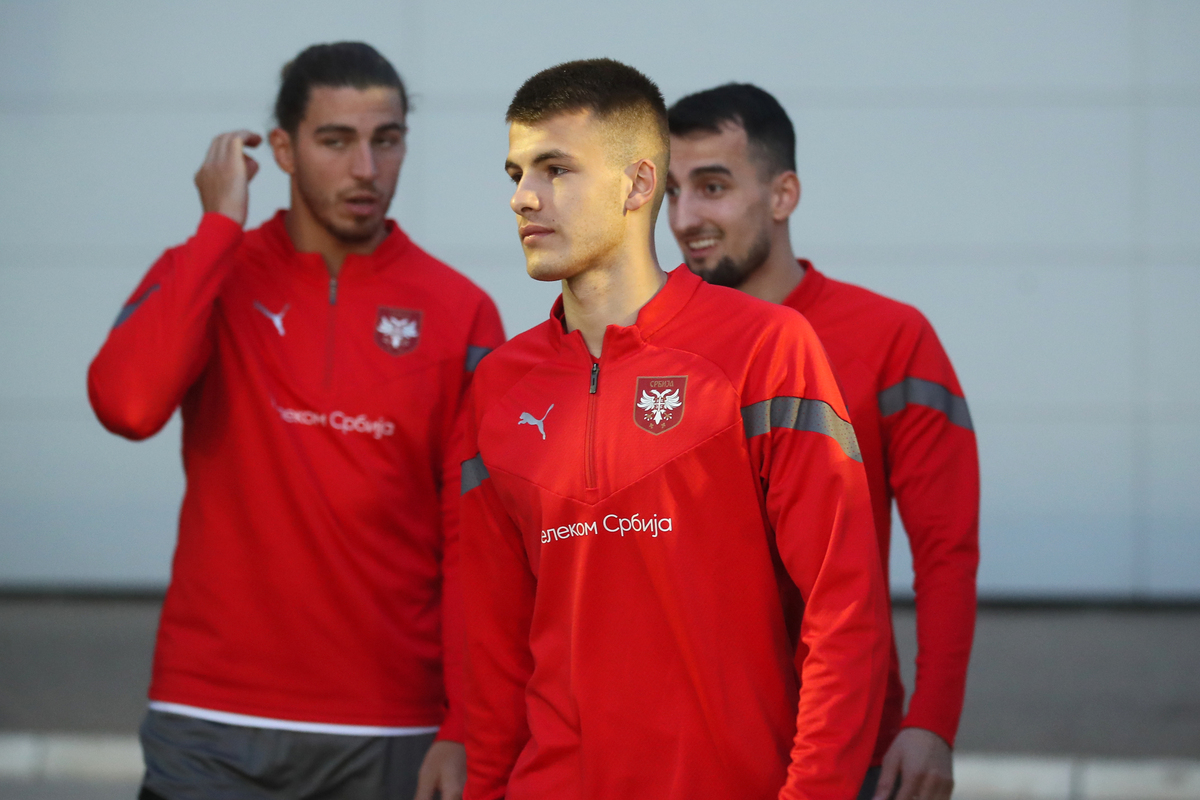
[194,130,262,226]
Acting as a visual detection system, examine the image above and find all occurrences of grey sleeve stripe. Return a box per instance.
[112,284,160,329]
[461,452,489,495]
[465,345,492,373]
[741,397,863,463]
[878,376,974,431]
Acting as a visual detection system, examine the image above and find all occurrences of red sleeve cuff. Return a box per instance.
[197,211,246,245]
[436,708,465,743]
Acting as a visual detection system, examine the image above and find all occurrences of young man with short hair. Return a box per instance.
[88,42,503,800]
[666,83,980,800]
[459,58,889,800]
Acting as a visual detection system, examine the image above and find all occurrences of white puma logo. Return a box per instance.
[518,404,554,440]
[254,301,290,336]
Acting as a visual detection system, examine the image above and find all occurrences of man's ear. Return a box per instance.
[269,128,296,176]
[771,171,801,222]
[624,158,658,214]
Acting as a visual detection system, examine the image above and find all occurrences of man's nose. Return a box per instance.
[351,141,378,181]
[511,176,540,215]
[668,187,700,238]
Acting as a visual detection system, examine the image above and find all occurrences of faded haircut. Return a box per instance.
[275,42,407,134]
[668,83,796,178]
[508,59,670,214]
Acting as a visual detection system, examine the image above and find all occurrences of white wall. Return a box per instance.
[1,1,1196,596]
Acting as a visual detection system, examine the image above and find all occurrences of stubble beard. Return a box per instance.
[691,227,772,289]
[297,174,392,245]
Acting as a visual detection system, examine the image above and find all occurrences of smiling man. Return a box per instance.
[458,59,890,800]
[667,83,981,800]
[88,42,503,800]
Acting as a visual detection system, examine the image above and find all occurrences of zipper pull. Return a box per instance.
[589,362,599,394]
[329,276,338,305]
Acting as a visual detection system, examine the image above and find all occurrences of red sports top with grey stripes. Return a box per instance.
[87,212,504,738]
[783,262,980,760]
[458,266,890,800]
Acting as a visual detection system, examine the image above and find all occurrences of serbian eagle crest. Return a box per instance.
[377,315,419,350]
[637,388,682,426]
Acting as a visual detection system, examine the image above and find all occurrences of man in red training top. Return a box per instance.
[458,58,889,800]
[88,42,503,800]
[666,83,980,800]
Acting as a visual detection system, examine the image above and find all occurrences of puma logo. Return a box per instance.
[254,301,290,336]
[518,404,554,440]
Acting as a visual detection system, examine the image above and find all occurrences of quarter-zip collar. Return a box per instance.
[781,259,822,314]
[547,265,703,361]
[257,209,414,281]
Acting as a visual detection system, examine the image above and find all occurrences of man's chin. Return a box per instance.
[524,252,575,283]
[687,256,747,288]
[682,256,722,282]
[327,215,386,244]
[525,263,568,283]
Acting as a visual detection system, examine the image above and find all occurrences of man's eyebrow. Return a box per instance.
[373,122,407,135]
[505,150,572,172]
[689,164,733,179]
[311,122,406,136]
[532,149,571,166]
[312,124,357,136]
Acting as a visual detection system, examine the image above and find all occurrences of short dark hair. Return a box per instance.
[275,42,407,133]
[508,59,670,218]
[507,58,669,155]
[668,83,796,176]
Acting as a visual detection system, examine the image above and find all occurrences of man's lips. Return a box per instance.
[519,225,553,244]
[343,194,381,215]
[684,236,720,256]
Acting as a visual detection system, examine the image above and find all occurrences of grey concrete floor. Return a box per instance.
[943,604,1200,758]
[1,596,1198,758]
[0,598,156,734]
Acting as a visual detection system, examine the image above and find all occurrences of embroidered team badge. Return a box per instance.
[634,376,687,434]
[374,307,422,356]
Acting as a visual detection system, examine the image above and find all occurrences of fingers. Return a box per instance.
[201,131,260,170]
[194,129,259,226]
[909,769,953,800]
[412,754,466,800]
[924,769,954,800]
[232,130,262,148]
[244,155,259,183]
[891,767,923,800]
[212,130,260,149]
[202,135,223,169]
[893,764,954,800]
[872,750,901,800]
[439,764,466,800]
[426,741,466,800]
[412,761,436,800]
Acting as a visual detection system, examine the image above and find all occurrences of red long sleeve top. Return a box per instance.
[459,266,890,800]
[87,212,504,738]
[783,263,979,758]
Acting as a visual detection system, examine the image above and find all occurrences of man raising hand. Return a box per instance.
[89,42,502,800]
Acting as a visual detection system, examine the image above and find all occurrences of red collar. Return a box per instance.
[258,210,412,278]
[781,259,823,312]
[547,265,702,359]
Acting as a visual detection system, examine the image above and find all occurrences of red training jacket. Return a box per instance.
[459,266,890,800]
[783,263,979,758]
[87,211,504,738]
